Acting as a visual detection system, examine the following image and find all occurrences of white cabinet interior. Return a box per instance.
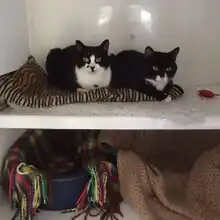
[0,0,29,74]
[26,0,220,88]
[0,0,220,129]
[2,0,220,219]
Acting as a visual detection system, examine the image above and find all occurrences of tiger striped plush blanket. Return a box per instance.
[0,56,184,109]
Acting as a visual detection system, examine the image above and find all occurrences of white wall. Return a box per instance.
[26,0,220,87]
[0,0,29,74]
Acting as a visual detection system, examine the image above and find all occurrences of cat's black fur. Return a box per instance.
[110,46,180,101]
[46,40,111,92]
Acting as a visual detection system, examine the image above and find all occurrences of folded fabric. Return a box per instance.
[98,130,220,172]
[0,56,184,109]
[98,130,220,219]
[118,146,220,220]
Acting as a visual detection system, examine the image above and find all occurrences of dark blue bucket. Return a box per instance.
[41,169,88,211]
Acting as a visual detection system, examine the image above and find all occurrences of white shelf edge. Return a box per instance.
[1,84,220,130]
[0,114,219,129]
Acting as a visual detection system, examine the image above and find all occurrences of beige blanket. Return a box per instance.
[99,130,220,220]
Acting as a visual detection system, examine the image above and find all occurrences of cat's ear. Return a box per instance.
[100,39,110,52]
[76,40,84,52]
[169,47,180,60]
[145,46,154,58]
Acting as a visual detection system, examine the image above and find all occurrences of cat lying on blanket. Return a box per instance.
[110,46,180,101]
[46,40,111,92]
[46,40,180,101]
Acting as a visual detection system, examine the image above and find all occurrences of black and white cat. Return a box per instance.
[46,39,111,92]
[111,46,180,101]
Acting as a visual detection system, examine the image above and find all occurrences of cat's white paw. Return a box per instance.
[77,88,89,93]
[164,95,172,102]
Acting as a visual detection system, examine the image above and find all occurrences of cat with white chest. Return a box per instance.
[110,46,180,101]
[46,39,111,92]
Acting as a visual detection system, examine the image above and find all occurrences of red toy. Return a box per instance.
[197,89,220,98]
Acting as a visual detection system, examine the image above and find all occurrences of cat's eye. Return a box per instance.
[166,67,172,71]
[83,57,89,63]
[96,57,102,63]
[152,66,159,71]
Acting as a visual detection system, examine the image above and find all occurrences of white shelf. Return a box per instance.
[0,198,140,220]
[0,86,220,129]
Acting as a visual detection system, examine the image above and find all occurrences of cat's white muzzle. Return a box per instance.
[85,64,100,74]
[145,74,169,91]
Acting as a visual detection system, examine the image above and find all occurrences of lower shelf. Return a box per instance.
[0,199,140,220]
